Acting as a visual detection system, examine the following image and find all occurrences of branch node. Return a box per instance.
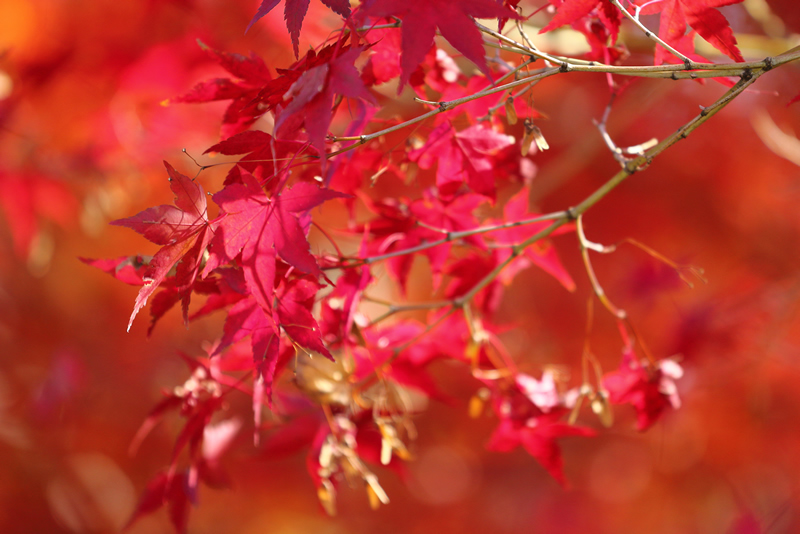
[741,68,753,81]
[764,56,774,71]
[565,207,578,221]
[624,160,641,174]
[559,62,571,73]
[671,71,679,80]
[683,58,692,71]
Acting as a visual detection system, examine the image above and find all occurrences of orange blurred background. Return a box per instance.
[1,0,800,533]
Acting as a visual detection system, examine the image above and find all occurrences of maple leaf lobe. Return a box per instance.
[361,0,521,90]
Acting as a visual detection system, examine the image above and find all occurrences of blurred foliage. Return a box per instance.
[1,0,800,533]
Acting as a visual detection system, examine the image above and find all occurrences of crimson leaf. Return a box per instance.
[111,162,213,332]
[360,0,521,90]
[246,0,352,58]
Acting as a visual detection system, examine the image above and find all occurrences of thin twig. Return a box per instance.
[576,215,626,319]
[337,211,568,268]
[611,0,693,66]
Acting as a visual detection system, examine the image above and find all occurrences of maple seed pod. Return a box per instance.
[468,387,491,418]
[367,485,381,510]
[522,118,549,155]
[468,394,484,419]
[505,97,518,125]
[318,481,337,516]
[365,474,390,509]
[591,391,614,427]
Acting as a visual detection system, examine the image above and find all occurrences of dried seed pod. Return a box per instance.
[468,387,491,418]
[365,474,390,509]
[317,480,337,516]
[505,97,518,125]
[294,352,352,407]
[591,390,614,427]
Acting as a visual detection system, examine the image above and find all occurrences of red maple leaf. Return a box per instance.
[246,0,352,58]
[541,0,744,64]
[360,0,521,90]
[358,189,486,291]
[489,187,576,292]
[486,415,596,486]
[80,255,149,286]
[170,41,272,139]
[216,294,285,399]
[482,372,595,486]
[409,121,516,200]
[203,130,310,186]
[0,170,77,258]
[274,46,375,168]
[126,471,192,534]
[111,162,214,332]
[634,0,744,64]
[541,0,619,39]
[602,350,683,430]
[540,0,623,63]
[206,171,346,315]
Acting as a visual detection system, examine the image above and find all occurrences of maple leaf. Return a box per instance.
[217,295,284,398]
[203,130,309,186]
[632,0,745,64]
[410,121,516,200]
[111,162,213,332]
[170,41,272,139]
[486,415,596,486]
[80,255,149,286]
[273,275,332,359]
[358,189,485,292]
[209,273,331,405]
[482,372,595,486]
[444,188,574,314]
[207,171,347,315]
[360,0,521,90]
[319,231,372,343]
[602,350,683,430]
[541,0,615,35]
[126,471,191,534]
[540,0,623,63]
[490,187,576,292]
[247,0,352,58]
[361,28,405,87]
[274,46,375,168]
[0,170,77,258]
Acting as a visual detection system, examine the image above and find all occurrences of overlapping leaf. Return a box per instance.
[206,171,346,315]
[170,41,272,138]
[409,122,515,200]
[638,0,745,63]
[360,0,521,90]
[110,162,214,332]
[246,0,352,57]
[274,46,375,167]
